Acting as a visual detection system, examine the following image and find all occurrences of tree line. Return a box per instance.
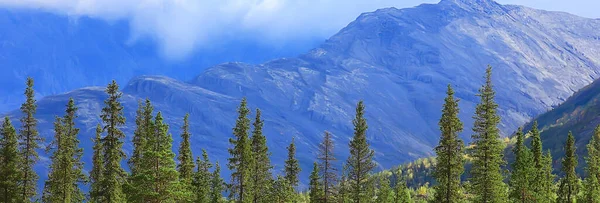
[1,65,600,202]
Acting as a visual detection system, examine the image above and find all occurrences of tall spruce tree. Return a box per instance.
[284,137,301,190]
[43,99,86,202]
[125,99,154,201]
[0,117,20,202]
[272,175,294,203]
[99,80,127,202]
[211,161,225,203]
[178,114,195,188]
[468,66,508,203]
[346,101,376,203]
[529,121,556,202]
[309,162,324,203]
[557,132,579,203]
[129,100,145,176]
[583,125,600,203]
[509,128,535,203]
[193,149,212,202]
[338,165,350,203]
[90,124,104,202]
[376,175,393,203]
[393,176,412,203]
[433,84,465,203]
[228,98,254,202]
[18,77,41,201]
[318,131,338,203]
[250,108,273,203]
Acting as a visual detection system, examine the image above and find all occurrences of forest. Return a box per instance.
[1,66,599,203]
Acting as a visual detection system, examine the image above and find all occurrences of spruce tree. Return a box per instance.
[346,101,376,203]
[529,121,556,202]
[90,124,104,203]
[468,66,508,203]
[557,132,579,203]
[284,137,301,190]
[250,108,273,203]
[211,161,225,203]
[433,84,465,203]
[125,99,154,201]
[309,162,324,203]
[228,98,254,202]
[318,131,338,203]
[18,77,41,201]
[193,149,212,202]
[0,117,20,202]
[509,128,535,203]
[43,99,86,202]
[376,175,393,203]
[178,114,195,188]
[393,177,411,203]
[583,125,600,203]
[272,175,294,203]
[338,165,350,203]
[99,80,127,202]
[129,100,145,176]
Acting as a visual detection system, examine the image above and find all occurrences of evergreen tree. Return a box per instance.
[90,124,104,203]
[18,77,41,202]
[228,98,254,202]
[309,162,324,203]
[285,137,301,190]
[346,101,376,203]
[529,121,556,202]
[583,125,600,203]
[338,165,350,203]
[125,99,154,201]
[0,117,20,202]
[129,100,145,176]
[99,80,127,202]
[376,175,393,203]
[211,161,225,203]
[43,99,86,202]
[468,66,508,203]
[393,177,411,203]
[509,128,535,203]
[250,108,273,203]
[193,149,212,202]
[318,131,338,203]
[433,84,465,203]
[178,114,195,189]
[557,132,579,203]
[272,175,294,203]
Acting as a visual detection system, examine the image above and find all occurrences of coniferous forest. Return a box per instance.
[2,66,600,203]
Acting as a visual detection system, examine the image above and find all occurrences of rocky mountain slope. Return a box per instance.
[4,0,600,183]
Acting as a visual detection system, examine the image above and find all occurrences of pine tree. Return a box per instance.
[393,177,411,203]
[228,98,254,202]
[309,162,324,203]
[90,124,104,203]
[193,149,212,202]
[18,77,41,202]
[285,137,301,191]
[338,165,350,203]
[557,132,579,203]
[509,128,535,203]
[43,99,86,202]
[346,101,376,203]
[211,161,225,203]
[272,175,294,203]
[318,131,338,203]
[250,108,273,203]
[125,99,154,201]
[583,125,600,202]
[0,117,20,202]
[376,175,393,203]
[468,66,508,203]
[529,121,556,202]
[433,84,465,203]
[178,114,195,189]
[99,80,127,202]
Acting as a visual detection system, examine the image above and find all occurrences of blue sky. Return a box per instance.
[0,0,597,60]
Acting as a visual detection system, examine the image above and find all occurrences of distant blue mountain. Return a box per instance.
[0,8,320,112]
[4,0,600,188]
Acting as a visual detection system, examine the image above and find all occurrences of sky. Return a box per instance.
[0,0,598,60]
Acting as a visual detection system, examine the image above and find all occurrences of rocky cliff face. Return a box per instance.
[4,0,600,184]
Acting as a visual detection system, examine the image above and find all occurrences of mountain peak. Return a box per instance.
[440,0,504,13]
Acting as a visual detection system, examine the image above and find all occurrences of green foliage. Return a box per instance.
[250,108,274,202]
[318,131,338,203]
[433,84,465,203]
[346,101,376,203]
[468,66,508,203]
[193,149,212,202]
[210,161,225,203]
[90,124,104,202]
[0,117,21,202]
[285,137,301,190]
[557,132,579,203]
[394,177,412,203]
[376,174,393,203]
[272,175,295,203]
[509,128,535,203]
[177,114,195,193]
[309,162,324,203]
[582,126,600,202]
[228,98,254,202]
[18,77,41,202]
[529,121,557,203]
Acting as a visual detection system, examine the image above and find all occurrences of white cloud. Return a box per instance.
[0,0,597,59]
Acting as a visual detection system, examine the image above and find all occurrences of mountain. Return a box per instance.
[0,8,319,112]
[4,0,600,185]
